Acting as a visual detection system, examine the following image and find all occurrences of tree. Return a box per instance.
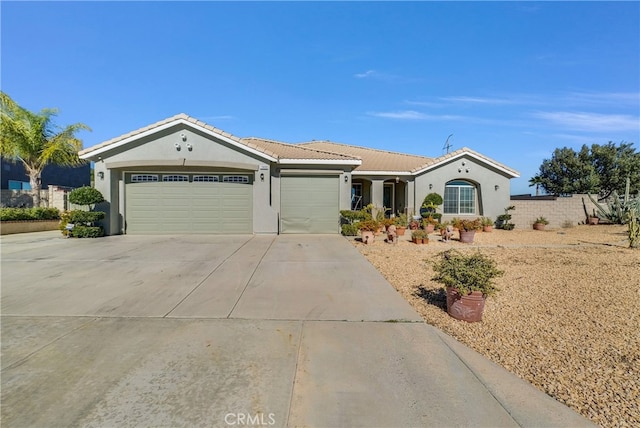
[0,92,90,206]
[532,142,639,197]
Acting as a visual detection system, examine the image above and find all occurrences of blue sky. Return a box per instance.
[2,1,639,195]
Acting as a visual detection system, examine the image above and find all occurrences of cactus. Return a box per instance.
[628,200,640,248]
[587,178,635,225]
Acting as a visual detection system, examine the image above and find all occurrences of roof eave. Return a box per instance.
[79,118,278,163]
[278,159,362,166]
[412,151,520,178]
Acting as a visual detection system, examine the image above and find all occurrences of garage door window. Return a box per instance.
[162,175,189,182]
[131,174,159,182]
[193,175,220,182]
[223,176,249,183]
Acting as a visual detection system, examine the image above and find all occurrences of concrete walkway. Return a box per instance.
[1,231,593,427]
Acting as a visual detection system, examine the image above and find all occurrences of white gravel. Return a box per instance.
[351,224,639,427]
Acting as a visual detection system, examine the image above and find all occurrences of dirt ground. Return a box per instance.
[351,224,639,427]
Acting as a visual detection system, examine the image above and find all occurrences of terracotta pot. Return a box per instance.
[424,224,435,233]
[483,225,493,233]
[361,231,375,244]
[446,288,486,322]
[412,238,423,244]
[396,226,407,236]
[588,216,599,225]
[533,223,545,231]
[459,230,476,243]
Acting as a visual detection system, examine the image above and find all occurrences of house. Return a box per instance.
[79,113,519,235]
[1,156,90,190]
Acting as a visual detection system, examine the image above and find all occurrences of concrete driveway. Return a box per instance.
[1,231,592,427]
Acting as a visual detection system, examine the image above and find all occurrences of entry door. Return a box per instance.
[383,183,395,217]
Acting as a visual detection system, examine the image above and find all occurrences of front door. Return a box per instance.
[383,183,394,217]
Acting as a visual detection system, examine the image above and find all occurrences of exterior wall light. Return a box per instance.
[395,176,400,183]
[260,173,265,181]
[429,184,433,190]
[97,171,104,180]
[495,185,499,191]
[344,175,349,182]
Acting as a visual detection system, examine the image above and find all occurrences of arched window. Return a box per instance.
[444,180,476,214]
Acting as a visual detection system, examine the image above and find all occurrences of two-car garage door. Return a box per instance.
[125,173,252,234]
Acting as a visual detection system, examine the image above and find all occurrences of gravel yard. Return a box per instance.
[351,224,639,427]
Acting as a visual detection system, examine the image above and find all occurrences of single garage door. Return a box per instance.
[280,175,339,233]
[125,173,252,234]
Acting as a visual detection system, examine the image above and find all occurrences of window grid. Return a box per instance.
[162,175,189,182]
[222,176,249,183]
[131,174,159,182]
[193,175,220,182]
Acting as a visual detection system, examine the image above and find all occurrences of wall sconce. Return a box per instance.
[260,173,265,182]
[97,171,104,180]
[429,184,433,190]
[344,175,349,182]
[395,176,400,183]
[495,185,499,191]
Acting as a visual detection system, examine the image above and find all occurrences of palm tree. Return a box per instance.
[0,92,90,206]
[528,175,544,196]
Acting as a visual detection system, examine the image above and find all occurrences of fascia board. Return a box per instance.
[413,152,520,178]
[80,118,278,162]
[278,158,362,166]
[352,170,410,176]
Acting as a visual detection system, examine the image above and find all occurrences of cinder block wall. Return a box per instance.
[510,194,599,229]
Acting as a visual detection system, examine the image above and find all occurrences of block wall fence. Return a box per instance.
[509,194,601,229]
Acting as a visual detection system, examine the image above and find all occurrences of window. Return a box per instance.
[222,176,249,183]
[8,180,31,190]
[193,175,220,182]
[444,180,476,214]
[162,175,189,182]
[351,183,363,210]
[131,174,159,183]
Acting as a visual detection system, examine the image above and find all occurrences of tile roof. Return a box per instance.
[241,138,360,161]
[299,141,432,172]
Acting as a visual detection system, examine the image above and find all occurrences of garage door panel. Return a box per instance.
[125,174,252,234]
[281,175,339,234]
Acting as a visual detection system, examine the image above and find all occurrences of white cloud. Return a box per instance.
[531,111,640,132]
[354,70,376,79]
[439,96,517,105]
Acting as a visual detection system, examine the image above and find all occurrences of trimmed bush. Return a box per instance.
[341,224,359,236]
[69,211,105,223]
[68,186,104,206]
[0,207,61,221]
[71,225,104,238]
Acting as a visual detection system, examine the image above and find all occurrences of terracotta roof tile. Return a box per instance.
[242,138,360,161]
[300,141,432,171]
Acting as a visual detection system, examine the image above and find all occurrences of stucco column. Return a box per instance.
[371,179,384,211]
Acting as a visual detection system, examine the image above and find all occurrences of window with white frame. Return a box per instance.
[222,176,249,183]
[162,175,189,182]
[131,174,159,182]
[193,175,220,182]
[444,180,476,214]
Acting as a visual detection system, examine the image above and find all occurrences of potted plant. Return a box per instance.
[420,193,443,221]
[533,216,549,230]
[479,216,494,232]
[422,215,438,233]
[394,213,408,236]
[452,218,482,243]
[496,205,515,230]
[411,229,428,244]
[356,219,380,245]
[432,250,504,322]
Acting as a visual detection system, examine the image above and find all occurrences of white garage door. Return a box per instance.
[125,173,252,234]
[280,175,339,234]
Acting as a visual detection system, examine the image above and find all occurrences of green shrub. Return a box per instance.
[68,186,105,206]
[341,224,359,236]
[0,207,60,221]
[340,209,371,223]
[69,210,105,223]
[432,250,504,296]
[71,225,104,238]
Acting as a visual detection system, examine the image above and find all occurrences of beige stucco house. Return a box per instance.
[79,113,519,235]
